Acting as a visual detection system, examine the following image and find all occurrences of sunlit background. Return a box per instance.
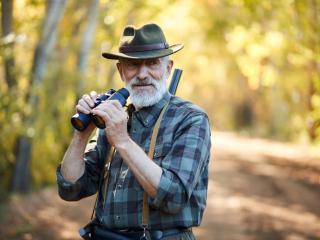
[1,0,320,240]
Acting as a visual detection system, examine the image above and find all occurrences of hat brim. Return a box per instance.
[102,44,183,60]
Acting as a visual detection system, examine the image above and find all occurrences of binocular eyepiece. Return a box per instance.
[71,88,130,131]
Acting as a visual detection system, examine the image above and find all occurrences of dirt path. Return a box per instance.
[1,131,320,240]
[197,132,320,240]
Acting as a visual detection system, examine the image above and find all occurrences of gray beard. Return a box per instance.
[125,75,167,109]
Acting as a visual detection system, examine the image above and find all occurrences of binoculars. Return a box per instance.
[71,88,130,131]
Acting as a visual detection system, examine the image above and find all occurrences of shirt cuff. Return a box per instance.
[149,169,173,208]
[56,164,85,200]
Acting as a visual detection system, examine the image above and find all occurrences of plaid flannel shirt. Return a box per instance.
[57,92,211,230]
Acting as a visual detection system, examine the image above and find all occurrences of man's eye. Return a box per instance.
[148,60,159,66]
[128,62,139,67]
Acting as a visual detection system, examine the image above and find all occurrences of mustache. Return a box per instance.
[129,78,157,88]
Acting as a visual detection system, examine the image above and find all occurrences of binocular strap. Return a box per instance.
[90,145,116,220]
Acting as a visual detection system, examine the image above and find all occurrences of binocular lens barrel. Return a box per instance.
[71,88,130,131]
[71,113,88,131]
[91,115,105,129]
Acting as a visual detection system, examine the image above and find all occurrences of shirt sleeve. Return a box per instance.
[56,130,109,201]
[149,112,211,214]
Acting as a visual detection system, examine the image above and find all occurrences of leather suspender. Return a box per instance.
[142,102,169,228]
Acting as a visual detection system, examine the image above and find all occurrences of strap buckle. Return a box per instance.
[140,226,151,240]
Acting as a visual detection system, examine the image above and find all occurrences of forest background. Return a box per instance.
[0,0,319,194]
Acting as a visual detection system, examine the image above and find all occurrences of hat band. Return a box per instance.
[119,43,169,53]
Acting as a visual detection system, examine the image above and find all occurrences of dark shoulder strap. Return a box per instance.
[90,145,115,220]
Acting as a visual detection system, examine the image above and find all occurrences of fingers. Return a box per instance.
[94,100,123,113]
[108,100,122,109]
[91,108,113,124]
[83,94,95,108]
[90,91,97,100]
[92,100,128,125]
[76,104,91,114]
[76,91,97,114]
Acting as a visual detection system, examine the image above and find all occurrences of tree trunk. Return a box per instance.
[1,0,17,88]
[306,0,320,140]
[12,136,32,192]
[30,0,67,87]
[12,0,67,192]
[60,2,87,60]
[76,0,100,96]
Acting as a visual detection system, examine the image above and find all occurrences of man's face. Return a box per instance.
[117,57,173,108]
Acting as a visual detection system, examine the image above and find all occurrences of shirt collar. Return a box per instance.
[131,91,171,128]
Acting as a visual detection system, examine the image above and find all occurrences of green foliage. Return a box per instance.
[0,0,319,192]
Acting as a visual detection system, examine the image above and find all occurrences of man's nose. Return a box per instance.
[137,64,148,80]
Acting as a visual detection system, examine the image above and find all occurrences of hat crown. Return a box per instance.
[119,24,168,51]
[102,23,183,60]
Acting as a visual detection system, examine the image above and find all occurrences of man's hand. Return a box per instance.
[74,91,98,138]
[91,100,130,147]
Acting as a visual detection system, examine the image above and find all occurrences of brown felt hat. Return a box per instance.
[102,23,183,60]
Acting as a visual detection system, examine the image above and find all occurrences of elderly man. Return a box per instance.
[57,23,211,240]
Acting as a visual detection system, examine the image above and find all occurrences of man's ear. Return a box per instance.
[116,62,124,82]
[166,59,174,76]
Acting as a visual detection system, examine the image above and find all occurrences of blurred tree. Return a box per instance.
[298,0,320,140]
[0,0,319,193]
[77,0,100,96]
[1,0,17,195]
[1,0,16,88]
[12,0,67,192]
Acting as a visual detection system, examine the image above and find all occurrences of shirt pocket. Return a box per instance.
[132,143,171,192]
[152,143,171,164]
